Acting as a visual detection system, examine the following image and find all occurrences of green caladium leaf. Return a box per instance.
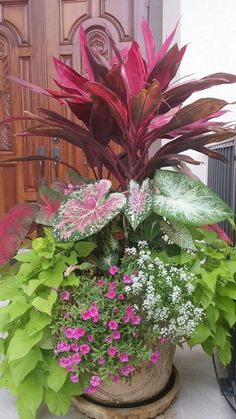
[97,252,119,271]
[53,179,126,241]
[161,220,196,250]
[74,241,97,257]
[124,179,153,230]
[153,170,232,226]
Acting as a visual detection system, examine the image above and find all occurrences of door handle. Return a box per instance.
[38,145,46,186]
[52,146,61,179]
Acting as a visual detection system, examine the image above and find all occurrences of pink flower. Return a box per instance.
[70,374,79,383]
[60,291,71,301]
[97,279,105,287]
[87,335,94,342]
[109,266,119,276]
[98,357,106,365]
[108,320,118,330]
[63,312,70,319]
[159,336,167,344]
[109,281,117,290]
[74,328,86,339]
[122,315,130,324]
[71,343,79,352]
[123,274,132,284]
[80,344,91,355]
[72,353,81,364]
[64,327,86,339]
[90,303,99,318]
[106,290,116,299]
[56,341,71,352]
[114,373,120,383]
[118,294,124,301]
[119,352,129,362]
[112,331,121,340]
[84,386,98,394]
[131,315,141,325]
[108,346,117,357]
[150,351,160,364]
[81,310,91,321]
[90,375,101,387]
[112,306,118,314]
[126,306,134,316]
[59,356,73,369]
[93,315,99,323]
[105,336,112,344]
[121,364,135,377]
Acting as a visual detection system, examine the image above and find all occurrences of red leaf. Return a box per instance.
[153,20,180,66]
[131,81,161,132]
[141,17,155,70]
[104,64,128,104]
[85,81,127,129]
[53,57,88,92]
[79,25,95,81]
[201,224,232,245]
[0,204,38,266]
[125,41,147,95]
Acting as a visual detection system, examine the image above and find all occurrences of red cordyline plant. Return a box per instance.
[0,18,235,264]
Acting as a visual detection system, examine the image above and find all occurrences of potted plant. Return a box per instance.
[1,18,236,419]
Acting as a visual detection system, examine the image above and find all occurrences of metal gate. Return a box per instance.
[207,139,236,239]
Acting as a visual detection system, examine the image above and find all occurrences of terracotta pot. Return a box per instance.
[87,343,175,406]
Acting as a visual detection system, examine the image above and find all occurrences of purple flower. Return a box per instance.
[106,290,116,299]
[84,386,98,394]
[119,352,129,362]
[87,335,94,342]
[120,364,135,377]
[122,315,130,324]
[93,315,99,323]
[56,341,71,352]
[150,351,160,364]
[131,315,141,325]
[108,346,117,357]
[105,336,112,344]
[109,266,119,276]
[108,281,117,290]
[59,356,73,369]
[113,373,120,383]
[159,336,167,344]
[126,306,134,316]
[63,327,86,339]
[123,274,132,284]
[112,306,118,314]
[71,343,79,352]
[90,303,99,318]
[70,374,79,383]
[97,279,105,287]
[118,293,125,301]
[80,344,91,355]
[108,320,118,330]
[72,353,81,364]
[112,331,121,340]
[90,375,101,387]
[98,357,106,365]
[81,310,91,321]
[60,291,71,301]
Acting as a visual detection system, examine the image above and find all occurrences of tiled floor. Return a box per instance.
[0,346,235,419]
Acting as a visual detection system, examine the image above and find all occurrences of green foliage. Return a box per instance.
[0,229,96,419]
[186,230,236,364]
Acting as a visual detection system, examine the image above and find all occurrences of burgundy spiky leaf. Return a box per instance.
[124,179,153,230]
[53,180,126,241]
[0,204,39,266]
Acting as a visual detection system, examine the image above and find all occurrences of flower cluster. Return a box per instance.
[123,243,204,342]
[52,267,160,394]
[52,242,203,393]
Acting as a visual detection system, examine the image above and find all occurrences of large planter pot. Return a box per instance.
[73,343,179,419]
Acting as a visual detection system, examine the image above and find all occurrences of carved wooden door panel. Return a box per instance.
[0,0,148,215]
[44,0,146,183]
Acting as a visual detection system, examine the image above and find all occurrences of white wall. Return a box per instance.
[178,0,236,183]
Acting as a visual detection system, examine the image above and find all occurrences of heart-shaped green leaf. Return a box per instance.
[153,170,232,226]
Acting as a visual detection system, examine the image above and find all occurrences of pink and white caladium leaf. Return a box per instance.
[35,186,65,226]
[0,204,39,266]
[124,179,153,230]
[53,180,126,241]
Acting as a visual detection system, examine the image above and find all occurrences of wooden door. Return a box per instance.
[0,0,148,216]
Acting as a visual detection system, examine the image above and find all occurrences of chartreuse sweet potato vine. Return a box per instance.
[0,229,97,419]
